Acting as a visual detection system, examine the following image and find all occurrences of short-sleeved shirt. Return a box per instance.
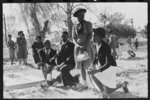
[72,20,93,47]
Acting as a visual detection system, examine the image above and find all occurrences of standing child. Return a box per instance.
[7,35,15,65]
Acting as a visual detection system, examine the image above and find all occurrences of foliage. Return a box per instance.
[95,8,136,38]
[106,23,136,38]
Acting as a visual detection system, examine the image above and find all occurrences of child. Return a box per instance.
[88,28,129,98]
[7,35,15,65]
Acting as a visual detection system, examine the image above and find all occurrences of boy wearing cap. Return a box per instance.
[88,27,129,98]
[72,8,95,89]
[7,35,15,65]
[38,40,57,86]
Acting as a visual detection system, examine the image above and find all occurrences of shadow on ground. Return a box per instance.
[110,91,142,98]
[116,68,147,77]
[119,56,147,61]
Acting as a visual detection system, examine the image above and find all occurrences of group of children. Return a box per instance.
[7,31,28,68]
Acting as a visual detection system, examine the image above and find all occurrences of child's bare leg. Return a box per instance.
[104,81,129,95]
[91,74,104,91]
[81,65,87,86]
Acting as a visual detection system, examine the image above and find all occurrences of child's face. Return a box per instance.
[45,45,51,50]
[9,36,11,40]
[77,12,85,22]
[93,33,102,43]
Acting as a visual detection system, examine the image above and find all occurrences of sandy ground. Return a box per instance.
[3,45,148,99]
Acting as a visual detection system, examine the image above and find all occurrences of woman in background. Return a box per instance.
[16,31,28,69]
[32,36,44,69]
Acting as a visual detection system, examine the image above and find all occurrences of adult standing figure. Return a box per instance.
[22,33,28,65]
[7,35,15,65]
[88,28,129,98]
[72,8,94,89]
[32,36,44,69]
[109,32,119,59]
[16,31,28,69]
[127,36,132,50]
[134,38,139,50]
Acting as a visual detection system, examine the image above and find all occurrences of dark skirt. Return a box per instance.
[33,53,40,64]
[17,46,27,59]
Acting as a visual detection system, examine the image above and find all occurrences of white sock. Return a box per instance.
[47,73,52,81]
[83,80,88,86]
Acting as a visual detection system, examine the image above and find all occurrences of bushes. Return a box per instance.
[106,23,136,38]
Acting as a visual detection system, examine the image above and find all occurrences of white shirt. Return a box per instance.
[95,43,102,68]
[45,48,51,55]
[96,43,102,53]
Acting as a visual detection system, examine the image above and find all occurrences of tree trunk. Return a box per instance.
[67,3,73,39]
[30,3,41,37]
[41,20,49,42]
[3,15,8,47]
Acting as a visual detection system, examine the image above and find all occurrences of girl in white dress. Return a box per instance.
[88,28,129,98]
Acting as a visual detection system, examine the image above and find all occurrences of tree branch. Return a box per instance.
[57,4,67,14]
[70,3,74,11]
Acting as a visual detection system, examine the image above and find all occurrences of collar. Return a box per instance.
[45,47,51,54]
[96,43,102,53]
[62,40,69,45]
[78,20,86,25]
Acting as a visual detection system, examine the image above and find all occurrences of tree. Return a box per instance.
[19,3,65,41]
[106,23,136,38]
[3,14,8,47]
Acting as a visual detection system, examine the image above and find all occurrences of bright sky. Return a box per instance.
[3,3,148,30]
[85,3,148,29]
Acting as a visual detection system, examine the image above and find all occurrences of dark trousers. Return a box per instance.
[61,64,76,86]
[33,53,40,64]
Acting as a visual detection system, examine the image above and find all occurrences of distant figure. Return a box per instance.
[7,35,15,65]
[127,36,132,49]
[32,36,44,69]
[38,40,57,86]
[109,32,119,59]
[134,39,139,50]
[16,31,28,68]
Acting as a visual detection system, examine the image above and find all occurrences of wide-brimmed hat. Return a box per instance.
[93,27,106,38]
[73,8,86,17]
